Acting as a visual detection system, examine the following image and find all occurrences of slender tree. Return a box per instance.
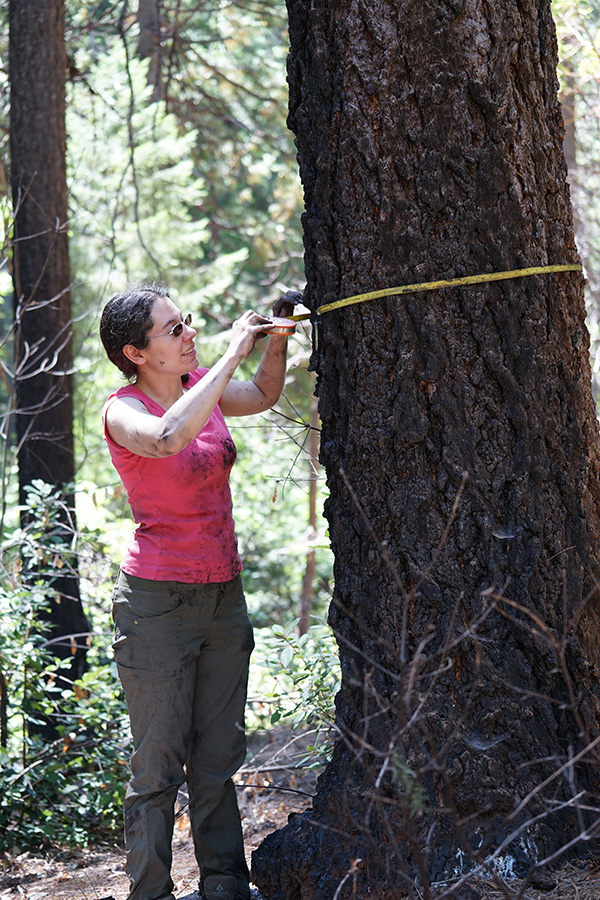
[253,1,600,897]
[9,0,89,735]
[136,0,163,101]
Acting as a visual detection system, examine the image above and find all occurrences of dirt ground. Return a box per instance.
[0,728,315,900]
[2,728,600,900]
[0,787,300,900]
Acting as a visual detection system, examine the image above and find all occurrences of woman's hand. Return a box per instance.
[227,309,273,360]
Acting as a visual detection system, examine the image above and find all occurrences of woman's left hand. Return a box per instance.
[272,289,303,319]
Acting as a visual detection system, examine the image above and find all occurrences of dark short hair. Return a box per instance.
[99,282,169,381]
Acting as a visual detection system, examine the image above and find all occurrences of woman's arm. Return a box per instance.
[105,310,273,458]
[219,289,301,417]
[218,333,289,417]
[105,292,302,457]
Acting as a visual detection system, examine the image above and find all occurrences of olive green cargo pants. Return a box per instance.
[112,571,254,900]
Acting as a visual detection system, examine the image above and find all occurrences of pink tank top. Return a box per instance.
[101,368,242,584]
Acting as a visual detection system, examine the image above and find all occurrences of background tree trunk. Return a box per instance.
[253,1,600,897]
[298,399,320,636]
[560,34,581,246]
[9,0,89,736]
[137,0,164,102]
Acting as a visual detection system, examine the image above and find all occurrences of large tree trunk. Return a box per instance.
[9,0,89,735]
[253,1,600,897]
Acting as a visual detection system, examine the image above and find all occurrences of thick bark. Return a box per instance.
[253,1,600,897]
[9,0,89,732]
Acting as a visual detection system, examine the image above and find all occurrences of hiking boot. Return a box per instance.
[202,875,239,900]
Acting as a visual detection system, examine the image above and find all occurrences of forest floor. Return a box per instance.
[0,727,315,900]
[1,728,600,900]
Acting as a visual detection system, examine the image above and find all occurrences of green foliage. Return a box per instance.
[0,661,129,852]
[553,0,600,401]
[0,482,130,852]
[391,754,428,818]
[8,480,74,578]
[251,620,341,766]
[67,43,210,288]
[0,581,53,741]
[229,408,331,625]
[66,0,303,310]
[144,0,304,292]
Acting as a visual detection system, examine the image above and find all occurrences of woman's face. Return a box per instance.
[137,294,198,376]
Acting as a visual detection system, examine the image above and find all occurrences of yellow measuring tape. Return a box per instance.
[287,263,583,321]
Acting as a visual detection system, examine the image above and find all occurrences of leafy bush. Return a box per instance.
[0,482,131,852]
[0,661,130,851]
[250,620,341,767]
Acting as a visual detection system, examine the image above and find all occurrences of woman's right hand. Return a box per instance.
[227,309,273,361]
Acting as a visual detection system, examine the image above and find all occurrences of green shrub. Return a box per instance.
[0,659,130,851]
[0,481,131,852]
[250,619,341,767]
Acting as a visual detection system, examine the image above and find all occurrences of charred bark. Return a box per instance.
[9,0,89,736]
[253,1,600,897]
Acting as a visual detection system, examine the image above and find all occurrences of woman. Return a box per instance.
[100,283,298,900]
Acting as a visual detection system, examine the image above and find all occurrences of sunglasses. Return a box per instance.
[148,313,192,339]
